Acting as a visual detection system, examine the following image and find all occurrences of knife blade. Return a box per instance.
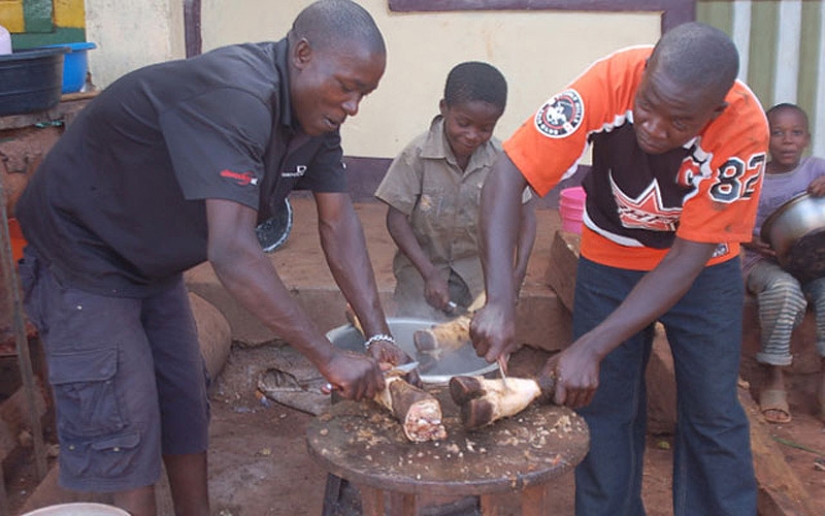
[497,355,510,390]
[384,361,420,377]
[445,301,471,317]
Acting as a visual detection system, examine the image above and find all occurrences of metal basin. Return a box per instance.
[21,503,130,516]
[325,317,496,384]
[761,192,825,279]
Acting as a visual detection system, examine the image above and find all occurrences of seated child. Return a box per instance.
[375,61,536,321]
[742,103,825,423]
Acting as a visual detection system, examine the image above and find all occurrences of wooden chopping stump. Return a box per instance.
[307,385,589,516]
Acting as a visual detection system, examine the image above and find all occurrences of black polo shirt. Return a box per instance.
[16,38,347,297]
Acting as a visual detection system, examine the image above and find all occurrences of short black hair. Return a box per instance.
[444,61,507,111]
[766,103,809,130]
[650,22,739,103]
[290,0,385,56]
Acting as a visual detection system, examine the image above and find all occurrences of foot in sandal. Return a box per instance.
[760,388,792,424]
[760,365,792,424]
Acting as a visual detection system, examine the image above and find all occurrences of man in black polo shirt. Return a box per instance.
[15,1,406,514]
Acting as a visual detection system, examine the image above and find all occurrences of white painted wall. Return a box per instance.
[85,0,185,89]
[84,0,661,158]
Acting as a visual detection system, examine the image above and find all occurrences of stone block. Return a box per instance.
[544,230,580,313]
[516,282,572,352]
[189,292,232,381]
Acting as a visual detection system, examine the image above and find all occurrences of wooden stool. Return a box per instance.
[307,385,589,516]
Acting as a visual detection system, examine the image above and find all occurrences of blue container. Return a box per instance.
[43,41,96,93]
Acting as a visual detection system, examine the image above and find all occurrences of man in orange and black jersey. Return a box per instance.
[470,22,767,516]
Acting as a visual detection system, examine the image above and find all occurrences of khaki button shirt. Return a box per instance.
[376,116,531,312]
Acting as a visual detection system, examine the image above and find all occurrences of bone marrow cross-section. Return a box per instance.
[374,376,447,442]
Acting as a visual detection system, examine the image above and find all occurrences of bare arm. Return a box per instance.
[808,175,825,197]
[205,198,384,400]
[385,205,449,310]
[546,237,718,408]
[513,196,538,296]
[469,153,529,362]
[315,192,412,366]
[742,233,776,258]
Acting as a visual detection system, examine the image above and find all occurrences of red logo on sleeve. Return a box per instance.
[220,169,258,186]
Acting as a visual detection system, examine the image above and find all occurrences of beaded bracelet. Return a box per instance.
[364,333,395,350]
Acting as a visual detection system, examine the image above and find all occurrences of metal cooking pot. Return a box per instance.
[325,317,497,384]
[760,192,825,280]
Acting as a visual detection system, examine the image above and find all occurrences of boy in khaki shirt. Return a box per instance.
[375,61,536,321]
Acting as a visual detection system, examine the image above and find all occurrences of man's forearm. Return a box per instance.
[212,248,336,367]
[386,207,439,283]
[480,156,527,306]
[513,202,537,282]
[320,206,389,336]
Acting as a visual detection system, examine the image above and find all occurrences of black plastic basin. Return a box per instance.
[0,47,68,117]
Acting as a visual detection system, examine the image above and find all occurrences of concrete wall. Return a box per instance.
[84,0,660,159]
[84,0,185,89]
[201,1,660,158]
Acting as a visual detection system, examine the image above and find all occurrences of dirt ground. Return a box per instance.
[202,342,676,516]
[200,340,825,516]
[5,199,825,515]
[7,337,824,516]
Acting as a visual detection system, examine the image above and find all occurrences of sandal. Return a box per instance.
[759,388,792,424]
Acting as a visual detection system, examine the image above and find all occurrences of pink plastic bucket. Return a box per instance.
[559,186,586,234]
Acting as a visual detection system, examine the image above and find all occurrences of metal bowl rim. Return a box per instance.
[760,191,825,246]
[325,316,497,384]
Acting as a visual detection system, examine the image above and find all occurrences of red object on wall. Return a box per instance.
[7,217,26,263]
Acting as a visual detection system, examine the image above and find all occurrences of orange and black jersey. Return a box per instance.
[504,46,769,271]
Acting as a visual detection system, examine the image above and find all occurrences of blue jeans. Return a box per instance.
[573,257,756,516]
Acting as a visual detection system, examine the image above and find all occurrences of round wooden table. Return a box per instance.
[306,385,589,516]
